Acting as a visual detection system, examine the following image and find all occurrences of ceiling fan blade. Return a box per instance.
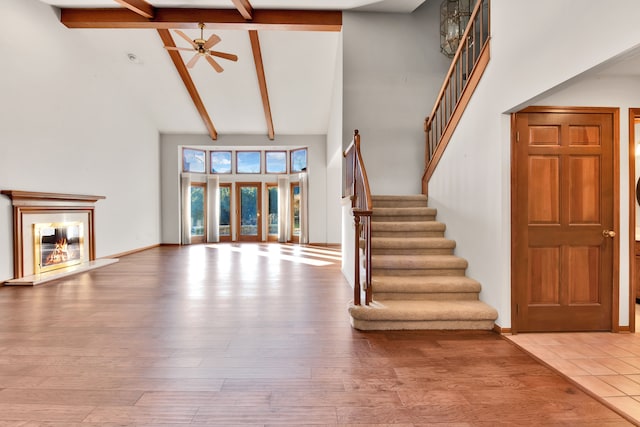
[206,55,224,73]
[174,30,197,48]
[186,54,201,68]
[164,46,194,52]
[203,34,221,50]
[209,51,238,62]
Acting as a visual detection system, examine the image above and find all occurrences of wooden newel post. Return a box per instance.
[353,213,361,306]
[365,215,372,305]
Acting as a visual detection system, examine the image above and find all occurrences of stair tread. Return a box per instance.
[349,300,498,321]
[371,237,455,249]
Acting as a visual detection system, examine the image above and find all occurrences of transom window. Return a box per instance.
[266,151,287,174]
[210,151,232,174]
[183,148,206,173]
[236,151,261,174]
[183,147,308,176]
[291,148,307,173]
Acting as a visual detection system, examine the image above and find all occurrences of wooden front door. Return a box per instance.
[512,107,617,332]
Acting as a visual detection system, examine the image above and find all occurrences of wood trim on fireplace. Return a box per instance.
[1,190,105,279]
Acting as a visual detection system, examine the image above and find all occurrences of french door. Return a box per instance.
[190,182,206,244]
[290,182,300,243]
[218,183,231,242]
[236,182,262,242]
[267,184,278,241]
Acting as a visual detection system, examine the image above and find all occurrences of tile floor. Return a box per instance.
[506,308,640,425]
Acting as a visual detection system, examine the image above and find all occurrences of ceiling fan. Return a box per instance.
[164,23,238,73]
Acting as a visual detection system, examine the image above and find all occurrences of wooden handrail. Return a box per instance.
[343,129,373,305]
[422,0,491,194]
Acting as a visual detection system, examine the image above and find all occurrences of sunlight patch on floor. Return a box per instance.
[207,243,337,267]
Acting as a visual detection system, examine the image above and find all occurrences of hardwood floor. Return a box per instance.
[0,243,631,425]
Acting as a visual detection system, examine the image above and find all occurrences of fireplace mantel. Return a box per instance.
[2,190,116,285]
[1,190,105,204]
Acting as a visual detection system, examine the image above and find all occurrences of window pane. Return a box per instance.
[268,187,278,235]
[183,148,206,173]
[240,186,258,236]
[291,148,307,173]
[237,151,261,174]
[219,186,230,236]
[211,151,232,174]
[266,151,287,174]
[190,186,205,236]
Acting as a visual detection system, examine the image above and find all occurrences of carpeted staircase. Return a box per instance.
[349,194,498,330]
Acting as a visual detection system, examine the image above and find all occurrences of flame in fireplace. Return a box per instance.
[33,222,85,275]
[45,238,71,266]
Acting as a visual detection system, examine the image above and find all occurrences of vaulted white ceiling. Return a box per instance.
[35,0,427,140]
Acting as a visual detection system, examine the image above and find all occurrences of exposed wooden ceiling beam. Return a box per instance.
[157,29,218,140]
[61,8,342,31]
[113,0,154,19]
[249,30,274,140]
[231,0,253,20]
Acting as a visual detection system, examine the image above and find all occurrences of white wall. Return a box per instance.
[0,0,161,281]
[326,32,344,245]
[427,0,640,328]
[160,134,328,244]
[342,1,450,195]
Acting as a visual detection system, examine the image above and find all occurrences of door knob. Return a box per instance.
[602,230,616,238]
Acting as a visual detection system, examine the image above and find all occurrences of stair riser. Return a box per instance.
[372,248,453,255]
[372,215,436,222]
[373,284,482,293]
[371,238,455,249]
[351,319,496,331]
[373,231,445,238]
[372,259,467,270]
[372,282,482,293]
[374,293,479,301]
[374,207,436,214]
[373,201,427,208]
[372,269,465,277]
[372,222,445,232]
[372,196,427,205]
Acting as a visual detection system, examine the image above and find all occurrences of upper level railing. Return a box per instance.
[422,0,491,193]
[343,129,372,305]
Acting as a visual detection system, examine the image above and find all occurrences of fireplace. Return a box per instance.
[1,190,117,285]
[33,222,85,274]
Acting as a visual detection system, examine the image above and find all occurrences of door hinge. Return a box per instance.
[516,131,520,142]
